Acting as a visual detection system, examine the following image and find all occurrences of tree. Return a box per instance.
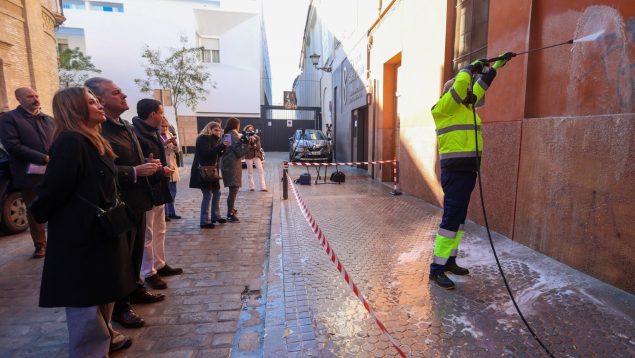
[134,37,210,138]
[58,47,102,87]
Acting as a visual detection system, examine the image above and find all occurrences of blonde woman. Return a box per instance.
[30,87,135,356]
[243,124,267,192]
[190,121,229,228]
[161,118,181,220]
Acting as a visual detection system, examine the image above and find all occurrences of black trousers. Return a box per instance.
[114,213,146,313]
[439,170,477,232]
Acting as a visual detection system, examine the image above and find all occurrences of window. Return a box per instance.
[197,36,220,63]
[0,60,8,113]
[452,0,489,73]
[89,1,124,12]
[62,0,86,10]
[57,41,69,54]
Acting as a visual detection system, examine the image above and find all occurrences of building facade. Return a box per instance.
[56,0,271,147]
[0,0,65,114]
[298,0,635,294]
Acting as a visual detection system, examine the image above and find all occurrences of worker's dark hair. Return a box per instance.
[137,98,162,120]
[224,117,240,133]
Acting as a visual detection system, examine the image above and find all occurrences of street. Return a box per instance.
[0,153,634,357]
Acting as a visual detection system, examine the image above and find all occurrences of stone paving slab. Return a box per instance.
[0,155,274,357]
[266,161,635,357]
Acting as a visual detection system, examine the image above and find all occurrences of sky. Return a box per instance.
[262,0,311,105]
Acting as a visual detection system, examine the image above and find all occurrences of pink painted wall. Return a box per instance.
[483,0,635,293]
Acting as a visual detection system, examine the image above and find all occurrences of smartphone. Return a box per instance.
[223,133,232,144]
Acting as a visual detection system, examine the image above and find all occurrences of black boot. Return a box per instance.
[445,256,469,275]
[429,264,455,289]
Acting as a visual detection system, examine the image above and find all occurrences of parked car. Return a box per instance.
[289,129,332,162]
[0,146,28,234]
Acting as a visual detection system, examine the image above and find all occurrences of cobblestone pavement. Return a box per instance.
[2,153,635,358]
[264,155,635,358]
[0,155,276,357]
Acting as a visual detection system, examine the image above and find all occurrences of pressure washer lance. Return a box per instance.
[483,30,604,64]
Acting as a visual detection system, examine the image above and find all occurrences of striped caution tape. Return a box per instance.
[285,159,395,166]
[286,172,409,358]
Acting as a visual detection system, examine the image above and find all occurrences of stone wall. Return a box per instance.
[0,0,63,114]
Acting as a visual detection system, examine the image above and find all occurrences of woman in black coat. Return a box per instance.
[190,121,228,228]
[30,87,136,357]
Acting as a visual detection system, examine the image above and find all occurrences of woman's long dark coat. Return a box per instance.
[220,130,247,188]
[30,131,136,307]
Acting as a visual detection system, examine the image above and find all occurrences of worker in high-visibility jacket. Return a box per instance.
[429,53,512,289]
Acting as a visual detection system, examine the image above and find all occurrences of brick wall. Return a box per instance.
[0,0,62,114]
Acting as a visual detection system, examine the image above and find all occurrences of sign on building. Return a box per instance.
[284,91,297,109]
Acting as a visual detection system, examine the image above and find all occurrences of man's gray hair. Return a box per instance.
[84,77,112,96]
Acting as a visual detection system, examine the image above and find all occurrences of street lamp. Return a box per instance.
[309,53,331,72]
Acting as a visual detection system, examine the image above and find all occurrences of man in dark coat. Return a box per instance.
[85,77,165,329]
[132,98,183,291]
[0,87,54,258]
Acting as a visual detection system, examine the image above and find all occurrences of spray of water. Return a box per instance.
[573,30,605,43]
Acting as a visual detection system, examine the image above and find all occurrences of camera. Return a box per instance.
[240,130,256,144]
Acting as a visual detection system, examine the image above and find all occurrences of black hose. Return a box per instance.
[469,73,555,358]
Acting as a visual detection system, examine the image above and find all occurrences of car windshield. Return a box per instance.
[298,130,325,140]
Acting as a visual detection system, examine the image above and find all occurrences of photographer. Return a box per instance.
[243,125,267,192]
[220,117,248,222]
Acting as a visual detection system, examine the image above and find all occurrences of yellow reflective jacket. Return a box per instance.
[431,67,496,171]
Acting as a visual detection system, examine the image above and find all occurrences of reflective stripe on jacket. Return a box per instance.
[432,68,496,171]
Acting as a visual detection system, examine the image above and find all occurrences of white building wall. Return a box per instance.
[58,0,266,127]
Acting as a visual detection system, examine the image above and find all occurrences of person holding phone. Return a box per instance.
[190,121,229,228]
[220,117,248,222]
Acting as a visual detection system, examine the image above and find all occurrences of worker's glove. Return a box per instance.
[468,59,485,74]
[491,52,515,70]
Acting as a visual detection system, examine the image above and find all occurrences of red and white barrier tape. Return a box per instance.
[286,172,409,357]
[285,160,394,166]
[283,159,401,193]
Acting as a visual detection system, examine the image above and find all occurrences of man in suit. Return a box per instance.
[0,87,54,258]
[85,77,165,330]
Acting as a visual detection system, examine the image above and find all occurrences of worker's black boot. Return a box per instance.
[445,256,469,275]
[429,264,455,289]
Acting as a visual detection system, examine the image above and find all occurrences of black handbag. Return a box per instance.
[76,193,134,239]
[149,178,173,206]
[198,165,220,182]
[330,171,346,183]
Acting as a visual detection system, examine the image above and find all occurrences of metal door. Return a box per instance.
[259,105,321,152]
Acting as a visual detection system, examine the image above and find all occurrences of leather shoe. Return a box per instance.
[215,218,227,224]
[130,290,165,304]
[169,214,182,219]
[145,274,167,289]
[109,335,132,352]
[200,223,215,229]
[112,309,145,328]
[157,264,183,277]
[32,247,45,259]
